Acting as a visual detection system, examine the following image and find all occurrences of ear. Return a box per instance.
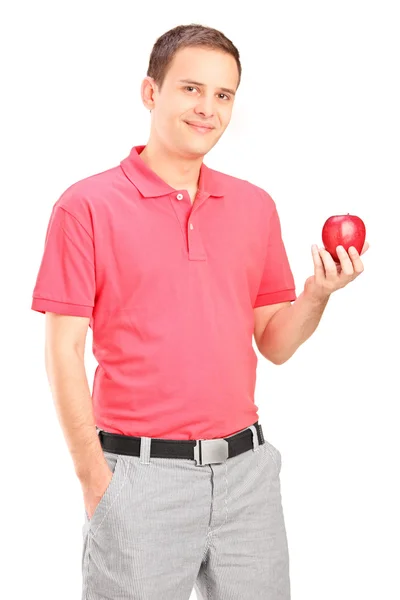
[141,76,157,111]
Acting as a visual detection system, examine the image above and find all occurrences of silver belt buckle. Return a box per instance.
[193,438,229,466]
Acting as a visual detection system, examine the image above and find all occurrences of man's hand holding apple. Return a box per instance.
[304,240,369,304]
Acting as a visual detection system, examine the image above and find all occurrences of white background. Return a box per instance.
[2,1,399,598]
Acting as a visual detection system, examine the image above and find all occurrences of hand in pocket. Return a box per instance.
[82,465,114,521]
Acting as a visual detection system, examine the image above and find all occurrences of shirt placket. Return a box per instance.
[169,190,209,261]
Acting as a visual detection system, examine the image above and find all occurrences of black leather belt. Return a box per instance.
[98,420,265,466]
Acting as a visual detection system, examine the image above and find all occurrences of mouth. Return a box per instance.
[184,121,215,134]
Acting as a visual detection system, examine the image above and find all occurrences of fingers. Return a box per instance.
[361,240,370,255]
[319,246,343,280]
[347,246,365,274]
[336,245,355,276]
[311,244,326,281]
[312,241,366,291]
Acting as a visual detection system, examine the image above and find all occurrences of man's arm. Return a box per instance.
[255,291,330,365]
[255,240,369,365]
[44,312,108,483]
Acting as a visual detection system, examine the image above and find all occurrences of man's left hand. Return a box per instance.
[304,240,370,303]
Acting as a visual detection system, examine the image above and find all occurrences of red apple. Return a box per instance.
[322,214,366,262]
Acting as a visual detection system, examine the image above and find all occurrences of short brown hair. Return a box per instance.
[146,24,242,92]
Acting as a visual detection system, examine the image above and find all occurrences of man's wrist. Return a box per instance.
[303,290,331,308]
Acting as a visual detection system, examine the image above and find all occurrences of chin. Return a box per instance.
[180,140,211,155]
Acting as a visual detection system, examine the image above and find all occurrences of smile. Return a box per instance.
[185,122,214,134]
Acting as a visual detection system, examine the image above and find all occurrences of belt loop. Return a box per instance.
[139,436,152,464]
[248,424,260,452]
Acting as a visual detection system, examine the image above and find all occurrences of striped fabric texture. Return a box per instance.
[81,423,290,599]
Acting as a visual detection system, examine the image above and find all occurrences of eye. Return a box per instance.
[185,86,198,93]
[218,93,230,101]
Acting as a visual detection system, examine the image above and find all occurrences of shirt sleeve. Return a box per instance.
[254,204,297,307]
[31,205,96,317]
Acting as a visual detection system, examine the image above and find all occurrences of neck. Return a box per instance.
[139,139,203,191]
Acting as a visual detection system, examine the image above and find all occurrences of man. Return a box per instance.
[31,23,368,600]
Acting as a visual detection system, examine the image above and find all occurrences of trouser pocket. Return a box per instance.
[263,440,282,472]
[83,451,128,536]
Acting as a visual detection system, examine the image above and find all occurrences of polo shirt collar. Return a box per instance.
[120,145,224,199]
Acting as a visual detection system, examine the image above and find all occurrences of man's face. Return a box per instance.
[144,46,239,158]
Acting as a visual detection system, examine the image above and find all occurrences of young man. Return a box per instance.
[31,23,368,600]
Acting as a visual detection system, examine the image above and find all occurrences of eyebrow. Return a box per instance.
[178,79,236,96]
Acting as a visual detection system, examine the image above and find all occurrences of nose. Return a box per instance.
[194,95,215,119]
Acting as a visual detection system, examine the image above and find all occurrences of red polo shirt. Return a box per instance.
[31,145,297,440]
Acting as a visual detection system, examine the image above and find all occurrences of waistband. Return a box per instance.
[96,421,265,466]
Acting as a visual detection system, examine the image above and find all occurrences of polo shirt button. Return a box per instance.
[189,223,194,230]
[176,193,184,200]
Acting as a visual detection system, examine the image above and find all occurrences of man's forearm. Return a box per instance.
[259,291,330,364]
[45,347,107,483]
